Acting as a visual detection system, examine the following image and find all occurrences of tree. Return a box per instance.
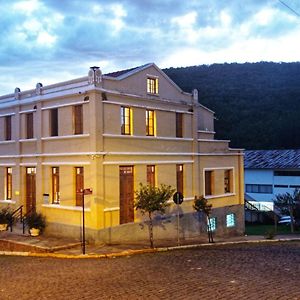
[135,183,175,248]
[274,189,300,233]
[193,195,214,243]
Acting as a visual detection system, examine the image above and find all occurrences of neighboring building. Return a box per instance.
[0,63,244,243]
[245,150,300,209]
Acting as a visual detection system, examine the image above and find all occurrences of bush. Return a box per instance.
[0,208,14,224]
[25,212,46,233]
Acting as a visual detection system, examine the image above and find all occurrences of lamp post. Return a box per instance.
[80,188,92,255]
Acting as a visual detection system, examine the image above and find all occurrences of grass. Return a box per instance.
[245,223,300,236]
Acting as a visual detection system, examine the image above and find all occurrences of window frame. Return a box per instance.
[226,213,236,228]
[147,77,159,95]
[147,165,156,187]
[50,108,58,137]
[73,105,83,135]
[208,217,217,232]
[6,167,12,200]
[5,115,12,141]
[205,170,214,196]
[224,169,233,194]
[176,112,183,138]
[52,167,60,204]
[26,112,34,139]
[121,106,132,135]
[176,164,184,194]
[146,109,155,136]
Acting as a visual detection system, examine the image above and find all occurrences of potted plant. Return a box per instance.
[0,208,14,231]
[25,212,46,236]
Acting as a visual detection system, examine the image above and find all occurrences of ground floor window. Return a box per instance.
[52,167,60,204]
[208,217,217,232]
[226,213,236,228]
[6,167,12,200]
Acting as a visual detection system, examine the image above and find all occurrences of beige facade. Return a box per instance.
[0,63,244,242]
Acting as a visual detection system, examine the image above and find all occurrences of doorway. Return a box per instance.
[26,167,36,213]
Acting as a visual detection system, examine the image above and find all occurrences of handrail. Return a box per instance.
[244,200,259,211]
[22,207,35,234]
[9,205,23,232]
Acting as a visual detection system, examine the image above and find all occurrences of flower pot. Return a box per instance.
[0,223,8,231]
[29,228,40,237]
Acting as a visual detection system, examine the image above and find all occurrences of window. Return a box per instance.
[50,108,58,136]
[246,184,273,194]
[205,170,214,196]
[224,169,233,193]
[121,106,132,135]
[147,77,158,94]
[147,165,156,187]
[208,217,217,232]
[52,167,60,204]
[73,105,83,135]
[226,213,236,228]
[5,116,12,141]
[274,171,300,177]
[75,167,84,206]
[176,113,183,138]
[176,164,183,194]
[6,167,12,200]
[26,113,33,139]
[146,110,155,136]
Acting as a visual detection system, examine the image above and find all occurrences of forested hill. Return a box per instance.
[164,62,300,150]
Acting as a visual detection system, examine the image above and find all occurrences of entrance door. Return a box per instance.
[119,166,134,224]
[26,167,36,213]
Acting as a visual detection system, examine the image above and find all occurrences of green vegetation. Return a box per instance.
[245,224,300,236]
[164,62,300,150]
[135,183,175,248]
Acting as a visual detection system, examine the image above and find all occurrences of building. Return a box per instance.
[0,63,244,242]
[245,149,300,209]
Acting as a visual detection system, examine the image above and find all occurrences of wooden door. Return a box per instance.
[26,167,36,213]
[120,166,134,224]
[75,167,84,206]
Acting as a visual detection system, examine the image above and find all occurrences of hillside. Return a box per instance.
[164,62,300,150]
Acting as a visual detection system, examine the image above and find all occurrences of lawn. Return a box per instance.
[245,223,300,236]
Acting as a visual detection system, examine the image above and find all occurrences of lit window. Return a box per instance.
[224,169,233,193]
[52,167,60,204]
[146,110,155,136]
[121,106,132,135]
[147,77,158,94]
[208,217,217,232]
[147,165,156,187]
[6,167,12,200]
[226,213,235,228]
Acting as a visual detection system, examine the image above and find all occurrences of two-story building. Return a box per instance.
[0,63,244,243]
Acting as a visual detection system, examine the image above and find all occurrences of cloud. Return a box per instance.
[0,0,299,96]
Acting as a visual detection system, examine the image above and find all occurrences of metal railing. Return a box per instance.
[9,205,23,232]
[22,207,35,234]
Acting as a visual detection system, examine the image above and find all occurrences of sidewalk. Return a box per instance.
[1,230,300,258]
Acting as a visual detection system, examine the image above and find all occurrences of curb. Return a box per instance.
[0,237,299,259]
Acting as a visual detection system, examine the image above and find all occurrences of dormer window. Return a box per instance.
[147,77,159,95]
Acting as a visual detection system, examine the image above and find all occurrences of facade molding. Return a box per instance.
[103,160,194,165]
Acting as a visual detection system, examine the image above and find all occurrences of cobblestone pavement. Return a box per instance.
[0,241,299,300]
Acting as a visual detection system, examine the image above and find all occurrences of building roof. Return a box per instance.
[244,150,300,169]
[104,63,151,78]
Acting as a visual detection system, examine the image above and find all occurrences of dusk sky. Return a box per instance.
[0,0,300,95]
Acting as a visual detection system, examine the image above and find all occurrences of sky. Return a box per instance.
[0,0,300,96]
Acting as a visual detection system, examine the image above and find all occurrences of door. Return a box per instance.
[119,166,134,224]
[26,167,36,213]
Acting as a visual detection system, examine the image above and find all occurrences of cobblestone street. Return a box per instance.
[0,241,299,299]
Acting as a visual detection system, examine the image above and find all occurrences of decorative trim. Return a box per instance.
[198,130,215,134]
[0,113,15,118]
[42,162,90,166]
[41,100,89,111]
[19,162,38,166]
[19,138,37,142]
[19,109,36,114]
[0,140,16,145]
[205,193,236,200]
[0,163,16,167]
[41,134,90,141]
[103,133,193,142]
[104,101,192,115]
[104,207,120,212]
[42,204,91,212]
[198,139,230,143]
[103,160,194,165]
[0,200,16,204]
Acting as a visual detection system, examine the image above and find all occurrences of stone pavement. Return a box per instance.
[0,241,299,299]
[0,228,300,257]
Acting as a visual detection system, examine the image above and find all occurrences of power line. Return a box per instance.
[278,0,300,17]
